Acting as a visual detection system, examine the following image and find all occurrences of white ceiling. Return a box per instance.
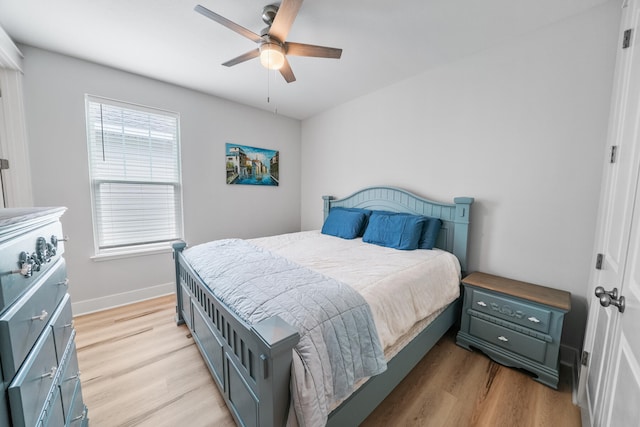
[0,0,612,120]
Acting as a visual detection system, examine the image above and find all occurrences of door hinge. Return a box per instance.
[623,29,633,49]
[582,351,590,367]
[0,159,9,170]
[610,145,618,163]
[595,253,604,270]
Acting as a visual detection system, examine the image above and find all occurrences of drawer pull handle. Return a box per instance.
[13,251,35,277]
[57,278,69,286]
[31,310,49,321]
[51,235,69,248]
[476,301,487,307]
[497,336,509,342]
[40,366,57,379]
[66,370,82,381]
[528,316,540,323]
[63,321,75,328]
[71,407,88,422]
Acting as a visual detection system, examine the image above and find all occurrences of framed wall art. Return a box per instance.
[225,143,279,186]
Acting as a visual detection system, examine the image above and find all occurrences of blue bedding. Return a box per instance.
[183,238,387,426]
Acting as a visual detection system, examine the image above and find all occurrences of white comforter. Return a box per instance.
[250,230,461,352]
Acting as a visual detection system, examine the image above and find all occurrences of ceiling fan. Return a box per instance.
[194,0,342,83]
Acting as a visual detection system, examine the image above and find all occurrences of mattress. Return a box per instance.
[250,231,462,425]
[250,230,462,352]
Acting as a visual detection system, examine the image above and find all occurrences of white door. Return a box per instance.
[0,89,5,208]
[580,1,640,425]
[601,168,640,426]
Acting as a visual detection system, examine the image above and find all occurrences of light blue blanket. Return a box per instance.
[183,238,387,426]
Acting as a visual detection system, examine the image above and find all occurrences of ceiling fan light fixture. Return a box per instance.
[260,43,285,70]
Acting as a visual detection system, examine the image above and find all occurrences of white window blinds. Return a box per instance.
[85,96,183,253]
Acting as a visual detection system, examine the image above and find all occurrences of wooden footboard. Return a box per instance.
[173,242,299,427]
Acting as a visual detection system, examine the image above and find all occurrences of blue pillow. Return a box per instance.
[418,217,443,249]
[362,211,426,250]
[321,209,367,239]
[331,207,372,236]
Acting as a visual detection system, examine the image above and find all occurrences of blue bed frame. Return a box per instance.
[173,186,473,427]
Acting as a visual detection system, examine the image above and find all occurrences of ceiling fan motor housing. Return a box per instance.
[262,4,279,25]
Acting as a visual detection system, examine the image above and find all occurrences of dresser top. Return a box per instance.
[0,207,66,228]
[462,271,571,311]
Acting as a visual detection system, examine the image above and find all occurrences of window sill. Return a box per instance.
[91,243,175,262]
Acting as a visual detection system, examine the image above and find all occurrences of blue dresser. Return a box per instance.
[456,272,571,389]
[0,208,88,426]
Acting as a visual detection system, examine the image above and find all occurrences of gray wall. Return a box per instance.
[21,46,301,313]
[300,2,620,352]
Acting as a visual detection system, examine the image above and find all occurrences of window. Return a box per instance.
[85,95,183,256]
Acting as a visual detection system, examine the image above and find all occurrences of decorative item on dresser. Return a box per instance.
[456,271,571,389]
[0,208,88,426]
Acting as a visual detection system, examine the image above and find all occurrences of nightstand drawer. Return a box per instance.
[469,316,547,363]
[470,288,551,334]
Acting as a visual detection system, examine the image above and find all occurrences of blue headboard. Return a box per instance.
[322,186,474,273]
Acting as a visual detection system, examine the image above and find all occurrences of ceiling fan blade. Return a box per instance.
[268,0,303,42]
[279,57,296,83]
[285,42,342,59]
[194,4,262,43]
[222,48,260,67]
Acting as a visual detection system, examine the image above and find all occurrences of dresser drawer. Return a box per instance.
[58,339,85,424]
[469,316,547,363]
[50,294,74,363]
[0,219,65,312]
[469,288,552,334]
[42,388,65,427]
[7,326,59,427]
[65,379,87,426]
[0,258,68,379]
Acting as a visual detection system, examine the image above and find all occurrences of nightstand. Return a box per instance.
[456,272,571,389]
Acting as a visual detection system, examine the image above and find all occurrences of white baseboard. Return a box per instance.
[71,282,174,316]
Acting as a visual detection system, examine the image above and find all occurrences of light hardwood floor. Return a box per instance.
[74,295,581,427]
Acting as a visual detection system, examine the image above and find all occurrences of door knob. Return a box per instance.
[595,286,618,299]
[596,286,626,313]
